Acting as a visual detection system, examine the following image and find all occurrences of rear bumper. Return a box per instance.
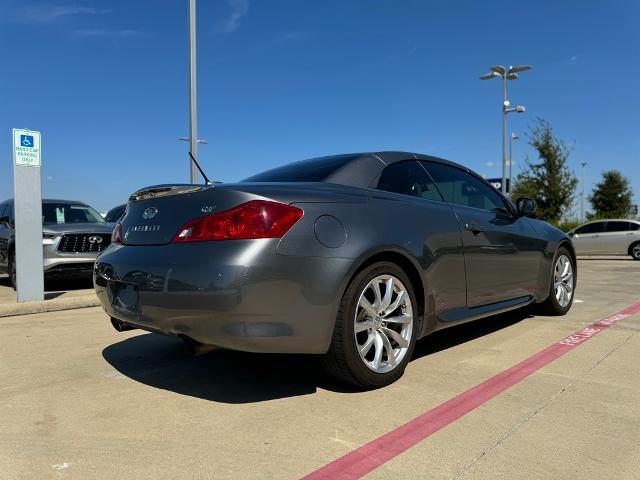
[94,240,353,354]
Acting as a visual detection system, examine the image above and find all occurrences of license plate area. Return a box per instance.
[107,281,140,319]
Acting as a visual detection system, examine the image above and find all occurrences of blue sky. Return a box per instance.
[1,0,638,214]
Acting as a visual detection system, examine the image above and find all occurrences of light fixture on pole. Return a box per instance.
[480,65,531,195]
[509,132,519,195]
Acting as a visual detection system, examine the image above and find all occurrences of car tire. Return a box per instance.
[320,261,419,389]
[537,246,575,316]
[629,242,640,261]
[8,251,16,290]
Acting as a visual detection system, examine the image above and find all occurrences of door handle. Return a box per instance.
[465,221,487,235]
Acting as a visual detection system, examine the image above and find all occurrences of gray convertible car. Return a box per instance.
[95,152,576,388]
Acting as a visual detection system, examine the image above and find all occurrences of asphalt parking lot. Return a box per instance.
[1,258,639,480]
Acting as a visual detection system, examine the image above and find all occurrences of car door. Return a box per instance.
[373,160,467,321]
[571,222,606,254]
[422,161,544,308]
[600,221,636,254]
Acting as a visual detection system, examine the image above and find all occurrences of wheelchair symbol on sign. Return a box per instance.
[20,135,34,147]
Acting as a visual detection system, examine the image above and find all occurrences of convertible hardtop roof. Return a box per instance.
[322,151,473,189]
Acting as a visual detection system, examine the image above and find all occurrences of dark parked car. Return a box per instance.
[104,204,126,223]
[0,199,114,288]
[95,152,576,388]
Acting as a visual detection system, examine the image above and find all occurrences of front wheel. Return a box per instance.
[320,262,419,389]
[537,247,575,316]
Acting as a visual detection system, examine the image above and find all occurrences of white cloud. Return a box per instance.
[216,0,249,33]
[485,161,495,167]
[17,4,109,23]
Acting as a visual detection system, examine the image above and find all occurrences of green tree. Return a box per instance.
[589,170,633,218]
[511,118,578,222]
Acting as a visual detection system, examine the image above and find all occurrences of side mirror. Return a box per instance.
[516,197,536,217]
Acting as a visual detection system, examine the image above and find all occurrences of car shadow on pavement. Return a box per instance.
[0,275,93,297]
[102,309,531,404]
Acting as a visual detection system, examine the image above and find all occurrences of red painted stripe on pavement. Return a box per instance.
[304,301,640,480]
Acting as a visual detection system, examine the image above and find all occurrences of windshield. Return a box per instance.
[42,203,106,225]
[241,154,360,182]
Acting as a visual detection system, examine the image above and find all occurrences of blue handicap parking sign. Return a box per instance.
[20,135,34,147]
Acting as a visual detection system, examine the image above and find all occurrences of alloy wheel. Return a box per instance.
[554,255,574,308]
[632,244,640,260]
[354,274,413,373]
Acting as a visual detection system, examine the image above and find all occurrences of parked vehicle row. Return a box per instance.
[0,199,114,288]
[95,151,577,388]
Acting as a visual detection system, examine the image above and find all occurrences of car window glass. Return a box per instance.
[0,205,6,222]
[575,222,606,234]
[421,161,505,211]
[242,154,360,182]
[376,161,443,202]
[606,221,630,232]
[42,203,105,224]
[629,223,640,231]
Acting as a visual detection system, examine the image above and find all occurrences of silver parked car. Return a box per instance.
[568,219,640,259]
[0,199,115,288]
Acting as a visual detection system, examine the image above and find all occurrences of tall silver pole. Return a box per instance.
[501,75,508,195]
[508,134,514,196]
[580,162,587,222]
[188,0,198,183]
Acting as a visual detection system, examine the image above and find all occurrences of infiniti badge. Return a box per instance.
[88,236,103,244]
[142,207,158,220]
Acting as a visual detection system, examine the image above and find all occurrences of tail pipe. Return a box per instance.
[110,317,137,332]
[182,337,218,356]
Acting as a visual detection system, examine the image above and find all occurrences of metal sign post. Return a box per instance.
[12,128,44,302]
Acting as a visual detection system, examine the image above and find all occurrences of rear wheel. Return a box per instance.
[630,242,640,261]
[321,262,419,389]
[537,247,575,316]
[8,251,16,290]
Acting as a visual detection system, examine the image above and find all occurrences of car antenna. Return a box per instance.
[189,151,212,185]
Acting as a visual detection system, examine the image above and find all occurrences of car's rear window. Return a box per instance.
[42,203,105,225]
[242,154,359,182]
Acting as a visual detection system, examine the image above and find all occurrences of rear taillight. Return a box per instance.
[171,200,303,243]
[111,223,123,244]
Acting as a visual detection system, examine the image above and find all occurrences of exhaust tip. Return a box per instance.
[182,337,217,356]
[110,317,137,332]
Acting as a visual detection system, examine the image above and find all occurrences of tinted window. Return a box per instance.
[105,205,126,223]
[42,203,105,225]
[575,222,606,234]
[629,223,640,231]
[0,204,7,224]
[422,161,505,211]
[242,154,359,182]
[606,221,630,232]
[376,161,443,202]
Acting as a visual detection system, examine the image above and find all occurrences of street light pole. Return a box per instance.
[581,161,587,222]
[509,133,519,195]
[501,74,507,196]
[480,65,531,195]
[188,0,198,184]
